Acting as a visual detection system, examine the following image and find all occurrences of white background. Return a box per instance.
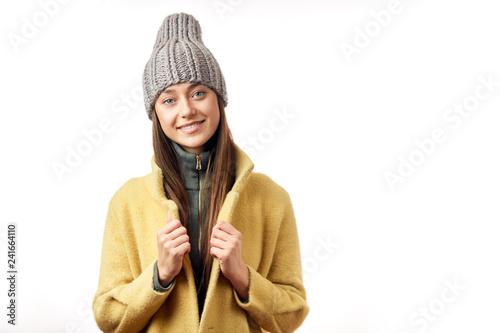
[1,0,500,332]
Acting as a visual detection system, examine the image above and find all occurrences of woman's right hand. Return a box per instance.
[157,210,190,287]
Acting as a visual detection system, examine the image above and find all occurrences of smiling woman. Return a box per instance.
[92,12,309,333]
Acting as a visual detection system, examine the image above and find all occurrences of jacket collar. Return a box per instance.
[145,142,254,221]
[171,140,213,190]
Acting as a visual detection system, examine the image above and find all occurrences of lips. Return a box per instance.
[177,120,204,129]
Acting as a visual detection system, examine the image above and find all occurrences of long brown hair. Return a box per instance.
[152,94,235,294]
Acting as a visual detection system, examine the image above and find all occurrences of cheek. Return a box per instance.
[211,111,220,129]
[157,112,177,135]
[207,103,220,130]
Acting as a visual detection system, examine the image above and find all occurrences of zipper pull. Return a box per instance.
[196,154,202,170]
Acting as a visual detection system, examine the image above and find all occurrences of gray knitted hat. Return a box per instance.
[143,13,228,120]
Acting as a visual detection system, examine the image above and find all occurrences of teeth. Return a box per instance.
[180,121,201,129]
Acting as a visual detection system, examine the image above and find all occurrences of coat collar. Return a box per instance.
[145,142,254,221]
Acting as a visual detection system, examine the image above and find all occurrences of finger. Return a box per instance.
[169,225,188,240]
[159,226,187,245]
[210,237,226,250]
[171,234,190,248]
[211,228,230,242]
[210,246,223,259]
[165,219,183,234]
[213,220,227,230]
[177,242,190,256]
[167,210,172,223]
[158,219,182,237]
[214,220,237,235]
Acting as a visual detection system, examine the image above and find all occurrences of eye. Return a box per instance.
[193,91,204,98]
[163,98,174,105]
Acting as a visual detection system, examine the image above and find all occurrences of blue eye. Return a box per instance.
[164,98,174,104]
[194,91,204,98]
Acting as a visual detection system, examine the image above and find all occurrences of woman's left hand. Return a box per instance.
[210,220,249,300]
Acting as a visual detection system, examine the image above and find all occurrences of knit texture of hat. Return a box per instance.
[143,13,228,120]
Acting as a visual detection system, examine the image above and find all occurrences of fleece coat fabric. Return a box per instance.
[92,144,309,332]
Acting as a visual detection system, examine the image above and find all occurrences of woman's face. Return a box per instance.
[154,82,220,154]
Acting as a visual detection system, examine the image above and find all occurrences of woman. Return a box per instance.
[92,12,309,333]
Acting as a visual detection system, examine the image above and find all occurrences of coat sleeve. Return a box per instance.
[92,203,173,333]
[234,191,309,333]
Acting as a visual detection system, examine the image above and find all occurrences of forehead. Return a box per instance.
[161,82,203,94]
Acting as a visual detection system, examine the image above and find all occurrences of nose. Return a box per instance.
[179,97,196,118]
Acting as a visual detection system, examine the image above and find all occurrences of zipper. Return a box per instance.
[196,154,202,250]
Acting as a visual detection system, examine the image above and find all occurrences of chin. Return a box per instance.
[181,140,206,151]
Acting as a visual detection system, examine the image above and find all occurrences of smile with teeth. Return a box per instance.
[179,120,204,129]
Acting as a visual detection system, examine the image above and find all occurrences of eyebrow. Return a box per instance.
[162,82,201,94]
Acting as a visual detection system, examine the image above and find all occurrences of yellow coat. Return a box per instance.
[93,145,309,332]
